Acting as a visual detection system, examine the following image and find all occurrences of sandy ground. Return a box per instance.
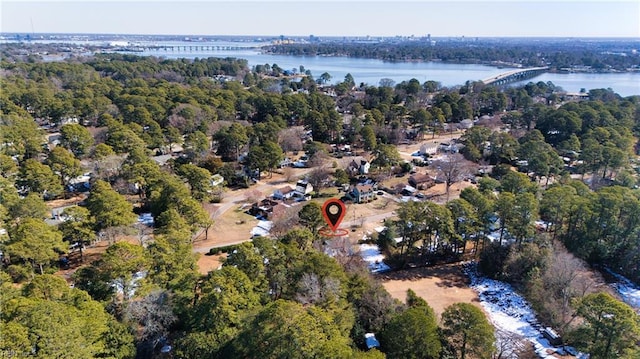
[379,263,481,320]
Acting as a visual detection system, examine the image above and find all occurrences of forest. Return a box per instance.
[0,50,639,358]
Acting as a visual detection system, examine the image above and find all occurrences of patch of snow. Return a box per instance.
[359,244,390,273]
[464,263,587,359]
[605,269,640,310]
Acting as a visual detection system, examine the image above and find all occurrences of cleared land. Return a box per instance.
[379,263,480,319]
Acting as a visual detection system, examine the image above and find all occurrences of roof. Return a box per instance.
[364,333,380,349]
[277,185,294,194]
[356,184,373,192]
[409,173,433,184]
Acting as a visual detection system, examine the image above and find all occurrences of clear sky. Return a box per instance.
[1,0,639,38]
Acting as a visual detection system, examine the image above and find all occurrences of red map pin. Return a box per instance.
[322,198,346,232]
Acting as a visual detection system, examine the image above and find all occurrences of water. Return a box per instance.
[138,48,506,88]
[136,47,640,96]
[6,39,640,96]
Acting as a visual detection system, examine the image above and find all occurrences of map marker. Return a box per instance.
[322,199,346,232]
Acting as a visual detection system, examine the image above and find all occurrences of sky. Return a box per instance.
[1,0,639,38]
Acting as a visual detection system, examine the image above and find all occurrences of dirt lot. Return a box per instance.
[379,263,480,320]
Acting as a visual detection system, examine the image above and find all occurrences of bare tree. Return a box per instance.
[432,153,475,201]
[278,127,304,153]
[295,273,341,306]
[270,205,301,238]
[281,167,296,182]
[124,290,176,356]
[542,241,596,330]
[244,189,263,203]
[307,167,330,195]
[493,329,535,359]
[101,225,133,245]
[307,151,329,168]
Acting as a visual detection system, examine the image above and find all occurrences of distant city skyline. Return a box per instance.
[1,1,639,38]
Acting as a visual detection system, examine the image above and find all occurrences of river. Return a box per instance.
[7,39,640,96]
[135,47,640,97]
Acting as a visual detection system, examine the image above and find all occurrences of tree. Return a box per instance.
[298,202,324,237]
[177,163,213,202]
[7,192,48,221]
[1,279,128,359]
[6,218,66,274]
[47,146,83,194]
[184,266,260,354]
[447,198,481,254]
[508,192,538,244]
[58,206,95,262]
[378,294,441,359]
[0,115,45,160]
[100,241,150,304]
[262,140,285,177]
[19,159,63,198]
[572,292,640,359]
[86,180,137,232]
[307,166,330,194]
[441,303,495,359]
[60,123,94,157]
[214,123,249,162]
[183,130,210,160]
[361,125,377,151]
[318,72,332,85]
[371,143,402,170]
[227,299,352,359]
[433,153,472,201]
[124,290,176,356]
[333,168,350,186]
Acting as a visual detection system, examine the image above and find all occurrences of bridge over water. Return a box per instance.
[141,44,261,52]
[482,66,549,86]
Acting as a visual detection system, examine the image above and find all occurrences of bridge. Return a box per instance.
[142,45,261,52]
[482,66,549,86]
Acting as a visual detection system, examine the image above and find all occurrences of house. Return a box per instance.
[249,198,280,218]
[279,157,293,168]
[348,159,370,175]
[409,173,436,190]
[152,154,173,166]
[295,180,313,195]
[273,185,295,200]
[460,119,474,129]
[419,143,438,156]
[292,180,313,201]
[349,184,375,203]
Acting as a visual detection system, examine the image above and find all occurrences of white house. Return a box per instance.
[295,180,313,195]
[292,180,314,201]
[273,185,295,200]
[419,143,438,156]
